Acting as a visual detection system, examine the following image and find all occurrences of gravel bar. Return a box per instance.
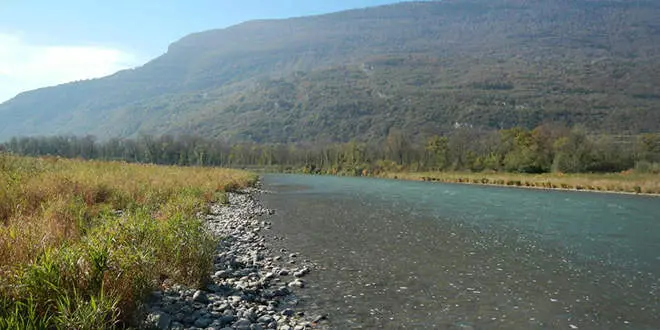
[143,187,329,330]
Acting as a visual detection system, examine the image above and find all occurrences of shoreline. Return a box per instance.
[266,171,660,198]
[378,174,660,198]
[143,187,328,330]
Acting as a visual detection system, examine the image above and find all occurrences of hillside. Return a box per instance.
[1,0,659,142]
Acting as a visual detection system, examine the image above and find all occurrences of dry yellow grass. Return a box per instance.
[380,171,660,195]
[0,154,256,328]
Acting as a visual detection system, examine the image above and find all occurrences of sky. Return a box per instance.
[0,0,413,103]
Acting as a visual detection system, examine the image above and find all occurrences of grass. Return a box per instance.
[0,153,257,329]
[380,171,660,195]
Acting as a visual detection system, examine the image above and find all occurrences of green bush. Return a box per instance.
[635,161,660,174]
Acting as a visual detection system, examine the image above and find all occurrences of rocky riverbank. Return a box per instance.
[143,188,328,330]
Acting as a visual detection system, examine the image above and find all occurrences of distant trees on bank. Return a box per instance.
[3,125,659,175]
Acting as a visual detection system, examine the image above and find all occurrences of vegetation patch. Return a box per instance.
[384,171,660,195]
[0,154,256,328]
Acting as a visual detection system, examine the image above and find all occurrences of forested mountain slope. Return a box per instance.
[1,0,659,142]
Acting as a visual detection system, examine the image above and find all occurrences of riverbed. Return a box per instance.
[258,174,660,329]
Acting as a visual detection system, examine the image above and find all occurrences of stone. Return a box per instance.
[229,295,243,305]
[194,316,212,328]
[170,321,185,329]
[293,270,305,278]
[219,315,237,326]
[193,290,209,304]
[312,314,328,322]
[281,308,296,317]
[215,302,230,312]
[288,279,305,288]
[233,318,253,329]
[246,310,258,322]
[145,311,171,330]
[257,314,275,324]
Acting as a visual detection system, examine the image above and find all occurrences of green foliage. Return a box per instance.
[0,155,252,328]
[0,296,54,329]
[1,1,660,141]
[635,161,660,174]
[53,287,120,330]
[4,123,652,177]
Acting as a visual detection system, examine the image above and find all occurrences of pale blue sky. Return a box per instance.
[0,0,413,102]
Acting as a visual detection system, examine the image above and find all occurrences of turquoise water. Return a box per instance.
[259,174,660,329]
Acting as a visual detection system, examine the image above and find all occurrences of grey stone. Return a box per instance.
[257,315,275,324]
[288,279,305,288]
[219,315,236,326]
[194,316,212,328]
[170,321,185,329]
[281,308,295,317]
[193,290,209,304]
[233,318,253,329]
[145,311,171,330]
[293,270,305,278]
[246,311,258,322]
[312,314,328,322]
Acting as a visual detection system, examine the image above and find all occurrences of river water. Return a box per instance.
[258,174,660,329]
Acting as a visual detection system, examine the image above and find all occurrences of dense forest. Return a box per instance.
[4,126,659,175]
[1,0,659,141]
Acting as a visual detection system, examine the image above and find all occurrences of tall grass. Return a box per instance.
[0,153,257,328]
[383,170,660,195]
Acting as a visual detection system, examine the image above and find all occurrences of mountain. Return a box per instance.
[1,0,660,142]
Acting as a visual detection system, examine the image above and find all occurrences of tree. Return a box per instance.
[637,133,660,163]
[500,128,548,173]
[385,128,409,165]
[552,129,593,173]
[424,135,449,170]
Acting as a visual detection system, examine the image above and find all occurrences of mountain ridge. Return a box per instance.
[1,0,659,142]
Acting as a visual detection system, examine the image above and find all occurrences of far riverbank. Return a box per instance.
[376,171,660,197]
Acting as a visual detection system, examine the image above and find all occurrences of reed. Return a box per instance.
[383,171,660,195]
[0,154,256,328]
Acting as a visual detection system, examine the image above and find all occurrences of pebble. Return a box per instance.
[192,290,208,304]
[141,188,328,330]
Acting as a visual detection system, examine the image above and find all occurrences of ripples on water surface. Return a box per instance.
[258,174,660,329]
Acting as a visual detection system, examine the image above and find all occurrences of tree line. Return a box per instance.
[3,125,659,175]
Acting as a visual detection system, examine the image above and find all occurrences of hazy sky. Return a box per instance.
[0,0,412,103]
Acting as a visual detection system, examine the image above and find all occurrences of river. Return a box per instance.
[258,174,660,329]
